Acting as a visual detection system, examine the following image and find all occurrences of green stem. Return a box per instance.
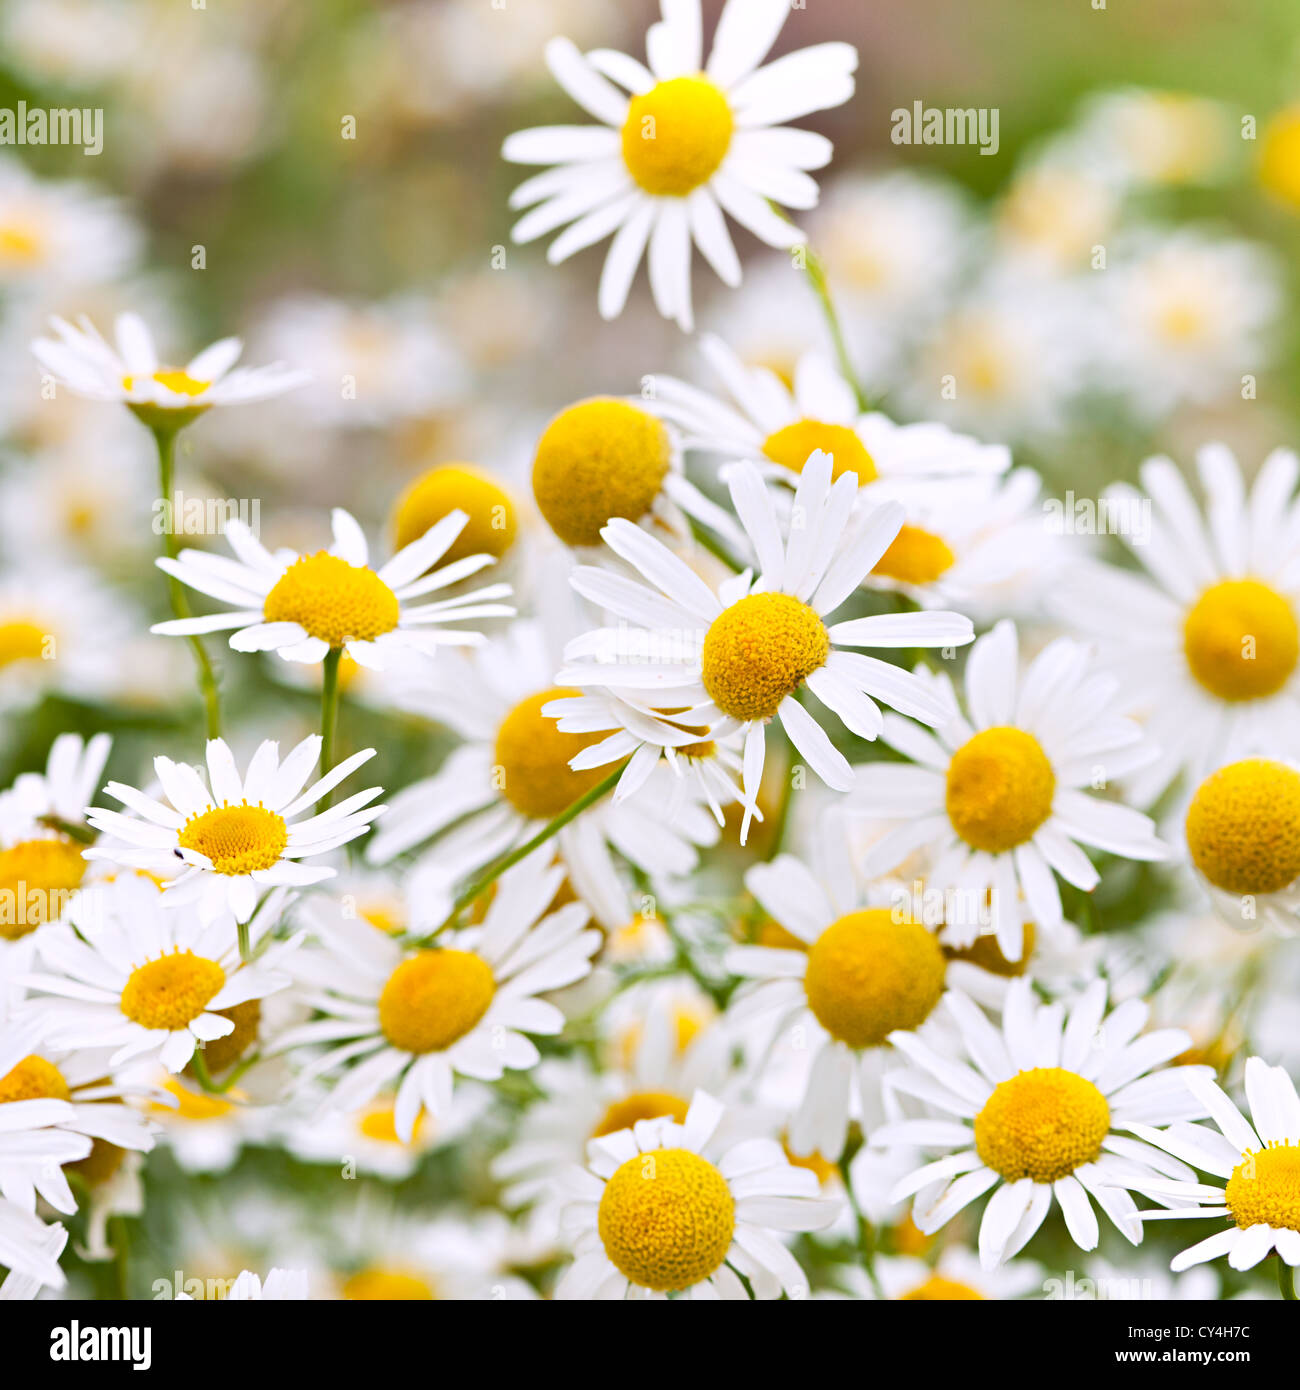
[766,732,796,862]
[37,815,97,845]
[802,248,868,411]
[1280,1258,1297,1300]
[687,515,742,573]
[236,917,251,963]
[440,763,626,927]
[319,646,342,811]
[151,426,221,739]
[189,1046,259,1094]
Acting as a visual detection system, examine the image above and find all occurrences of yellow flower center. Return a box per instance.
[756,917,807,951]
[0,224,43,265]
[872,525,956,586]
[1182,579,1299,702]
[343,1269,436,1300]
[1225,1143,1300,1231]
[1260,104,1300,210]
[0,836,87,940]
[357,1101,429,1145]
[176,803,289,876]
[493,686,610,819]
[974,1067,1111,1183]
[900,1275,985,1301]
[1185,757,1300,895]
[122,369,211,398]
[783,1140,840,1185]
[120,951,227,1031]
[946,727,1056,854]
[592,1090,691,1139]
[0,619,48,667]
[762,420,877,484]
[621,76,733,197]
[803,909,947,1048]
[701,592,830,722]
[532,398,671,547]
[944,922,1036,978]
[67,1139,125,1187]
[377,949,495,1054]
[186,999,261,1076]
[0,1054,70,1103]
[598,1147,735,1292]
[155,1078,237,1121]
[392,463,518,566]
[263,551,400,648]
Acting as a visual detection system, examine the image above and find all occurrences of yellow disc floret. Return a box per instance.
[872,525,956,587]
[900,1275,985,1301]
[0,835,88,939]
[592,1090,691,1139]
[532,398,671,547]
[493,687,609,819]
[621,77,733,197]
[1260,104,1300,210]
[343,1269,436,1300]
[944,922,1036,978]
[377,949,495,1054]
[1185,758,1300,895]
[701,592,830,722]
[120,951,226,1032]
[186,999,261,1077]
[946,727,1056,854]
[1224,1143,1300,1231]
[392,463,518,566]
[1182,579,1299,702]
[263,552,400,648]
[0,1054,70,1103]
[0,620,48,667]
[974,1067,1111,1183]
[598,1147,736,1291]
[762,420,877,484]
[176,803,289,876]
[803,909,946,1048]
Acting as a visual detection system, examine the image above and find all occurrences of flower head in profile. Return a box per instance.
[503,0,857,329]
[31,312,308,429]
[85,735,384,922]
[152,508,513,669]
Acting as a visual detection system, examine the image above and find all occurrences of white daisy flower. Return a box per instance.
[1126,1056,1300,1273]
[503,0,857,329]
[0,1201,68,1298]
[1053,445,1300,804]
[366,619,723,931]
[870,978,1211,1269]
[270,854,600,1142]
[84,735,384,924]
[724,830,953,1161]
[555,1089,839,1299]
[18,877,299,1073]
[31,312,308,425]
[560,452,975,841]
[150,506,514,669]
[851,619,1166,962]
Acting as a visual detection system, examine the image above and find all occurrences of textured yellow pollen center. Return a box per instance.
[762,420,878,484]
[975,1067,1110,1183]
[1260,105,1300,209]
[120,951,226,1031]
[946,727,1056,853]
[872,525,957,586]
[598,1147,735,1291]
[803,909,947,1048]
[186,999,261,1076]
[343,1269,436,1300]
[264,551,400,647]
[392,463,518,565]
[944,922,1037,978]
[0,1054,70,1103]
[900,1275,986,1301]
[377,949,495,1054]
[493,686,609,819]
[0,836,87,939]
[1185,758,1300,895]
[532,398,671,547]
[592,1090,691,1139]
[621,77,733,196]
[0,620,47,666]
[1182,579,1299,702]
[701,592,830,722]
[122,369,210,397]
[176,803,288,876]
[1225,1143,1300,1231]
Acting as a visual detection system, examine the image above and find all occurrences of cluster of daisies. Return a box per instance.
[1,0,1299,1305]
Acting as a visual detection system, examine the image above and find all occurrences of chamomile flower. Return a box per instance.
[1128,1057,1300,1272]
[19,877,299,1073]
[851,620,1166,962]
[724,833,951,1160]
[85,735,384,924]
[31,312,308,426]
[831,1246,1044,1301]
[559,453,974,841]
[555,1089,839,1299]
[0,1201,68,1297]
[209,1267,309,1301]
[871,979,1211,1268]
[1054,446,1300,803]
[271,854,599,1141]
[503,0,857,329]
[151,507,514,669]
